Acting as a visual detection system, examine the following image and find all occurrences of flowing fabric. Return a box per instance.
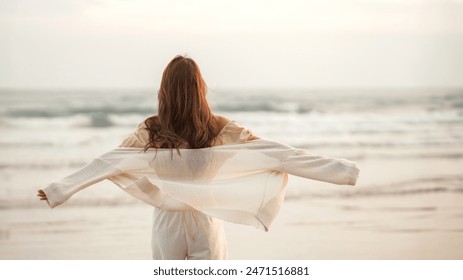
[42,139,359,231]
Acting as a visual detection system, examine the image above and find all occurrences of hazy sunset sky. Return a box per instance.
[1,0,462,89]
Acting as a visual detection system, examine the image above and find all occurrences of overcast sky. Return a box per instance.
[1,0,462,89]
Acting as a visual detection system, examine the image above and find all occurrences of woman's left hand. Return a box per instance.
[37,189,48,202]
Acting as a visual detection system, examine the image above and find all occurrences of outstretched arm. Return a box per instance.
[38,157,122,208]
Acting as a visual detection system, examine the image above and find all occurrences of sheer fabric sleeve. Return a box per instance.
[41,157,122,208]
[279,147,359,186]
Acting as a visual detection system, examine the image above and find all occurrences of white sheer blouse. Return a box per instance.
[42,121,359,231]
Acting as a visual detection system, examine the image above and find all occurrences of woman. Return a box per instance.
[38,55,359,260]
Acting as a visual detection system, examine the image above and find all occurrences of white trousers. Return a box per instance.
[151,207,228,260]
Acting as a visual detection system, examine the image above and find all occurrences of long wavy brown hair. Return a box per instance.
[144,55,216,151]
